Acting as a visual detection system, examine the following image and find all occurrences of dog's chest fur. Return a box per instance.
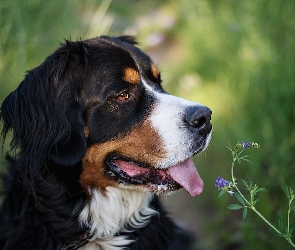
[78,187,158,250]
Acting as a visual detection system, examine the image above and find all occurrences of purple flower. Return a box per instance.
[215,176,234,196]
[215,176,230,190]
[241,141,260,148]
[241,142,250,148]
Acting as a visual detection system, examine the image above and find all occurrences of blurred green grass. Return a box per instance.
[1,0,295,249]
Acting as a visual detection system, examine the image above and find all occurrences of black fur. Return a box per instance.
[122,196,194,250]
[0,36,193,250]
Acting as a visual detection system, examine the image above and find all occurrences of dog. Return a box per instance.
[0,36,212,250]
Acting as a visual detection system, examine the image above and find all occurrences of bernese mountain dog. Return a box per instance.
[0,36,212,250]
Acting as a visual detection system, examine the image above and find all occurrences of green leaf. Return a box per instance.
[269,228,281,236]
[218,190,226,198]
[242,208,248,220]
[283,186,290,197]
[279,213,285,232]
[227,204,243,210]
[253,198,261,205]
[235,192,245,206]
[254,188,267,194]
[239,155,252,163]
[242,179,250,190]
[290,221,295,234]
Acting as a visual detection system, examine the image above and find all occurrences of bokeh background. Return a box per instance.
[1,0,295,249]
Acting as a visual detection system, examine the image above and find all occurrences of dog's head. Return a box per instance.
[1,36,212,197]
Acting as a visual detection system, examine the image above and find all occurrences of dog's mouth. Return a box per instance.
[106,157,203,196]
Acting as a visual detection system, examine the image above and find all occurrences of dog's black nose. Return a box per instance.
[185,106,212,135]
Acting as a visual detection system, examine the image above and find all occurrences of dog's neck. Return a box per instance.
[79,187,158,249]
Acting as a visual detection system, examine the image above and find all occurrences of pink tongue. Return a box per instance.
[168,158,203,197]
[116,161,150,177]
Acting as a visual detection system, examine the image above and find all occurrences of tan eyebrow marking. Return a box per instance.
[123,67,140,84]
[84,127,89,138]
[151,64,160,80]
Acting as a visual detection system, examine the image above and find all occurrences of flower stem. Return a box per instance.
[253,209,295,247]
[230,154,250,206]
[251,207,281,235]
[288,200,291,233]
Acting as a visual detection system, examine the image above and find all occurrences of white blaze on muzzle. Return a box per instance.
[142,79,212,196]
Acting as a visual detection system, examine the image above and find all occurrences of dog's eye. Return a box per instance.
[116,91,130,101]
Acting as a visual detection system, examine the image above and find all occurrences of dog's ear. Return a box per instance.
[100,35,138,45]
[116,35,138,45]
[0,40,87,170]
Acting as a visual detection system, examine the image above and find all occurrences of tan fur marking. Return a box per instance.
[80,145,118,193]
[151,64,160,80]
[84,127,89,138]
[123,68,140,84]
[80,120,165,192]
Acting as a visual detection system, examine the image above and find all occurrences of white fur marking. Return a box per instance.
[79,187,158,250]
[143,80,211,168]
